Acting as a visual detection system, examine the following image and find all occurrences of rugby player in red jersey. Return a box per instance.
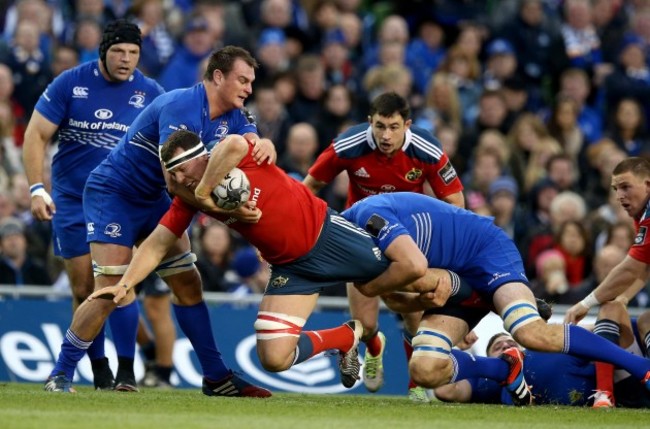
[303,92,464,398]
[89,129,432,389]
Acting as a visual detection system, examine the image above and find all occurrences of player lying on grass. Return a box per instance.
[341,192,650,404]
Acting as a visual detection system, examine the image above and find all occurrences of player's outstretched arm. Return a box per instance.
[23,111,59,220]
[565,255,648,324]
[355,235,428,297]
[88,224,178,304]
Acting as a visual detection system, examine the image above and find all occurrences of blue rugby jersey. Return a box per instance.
[341,192,495,272]
[93,83,257,197]
[35,61,164,198]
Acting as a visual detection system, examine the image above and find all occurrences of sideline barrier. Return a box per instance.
[0,285,618,394]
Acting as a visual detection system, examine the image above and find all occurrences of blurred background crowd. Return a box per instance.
[0,0,649,307]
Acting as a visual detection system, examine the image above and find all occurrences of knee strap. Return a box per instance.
[412,327,452,359]
[500,299,542,334]
[254,311,306,340]
[92,260,128,278]
[155,252,197,278]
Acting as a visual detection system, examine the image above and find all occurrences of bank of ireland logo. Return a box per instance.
[235,334,363,393]
[94,109,113,120]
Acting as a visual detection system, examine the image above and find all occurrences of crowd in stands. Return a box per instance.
[1,0,650,307]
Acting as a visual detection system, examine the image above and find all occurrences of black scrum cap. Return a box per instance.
[99,19,142,64]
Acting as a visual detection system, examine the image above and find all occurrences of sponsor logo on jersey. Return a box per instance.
[380,184,396,192]
[215,123,229,140]
[129,93,146,108]
[354,167,370,178]
[242,108,255,124]
[634,226,647,246]
[438,161,458,185]
[372,247,382,260]
[487,272,511,286]
[72,86,89,98]
[94,109,113,120]
[104,223,122,238]
[271,275,289,288]
[365,214,386,238]
[87,222,95,234]
[405,168,423,181]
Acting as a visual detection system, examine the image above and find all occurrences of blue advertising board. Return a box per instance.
[0,297,412,395]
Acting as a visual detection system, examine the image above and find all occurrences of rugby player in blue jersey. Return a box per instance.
[42,46,273,397]
[23,19,166,391]
[342,192,650,404]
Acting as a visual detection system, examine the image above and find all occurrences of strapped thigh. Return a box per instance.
[155,252,197,278]
[254,311,306,340]
[500,299,542,334]
[412,326,452,359]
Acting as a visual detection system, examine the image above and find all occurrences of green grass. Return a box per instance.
[1,383,648,429]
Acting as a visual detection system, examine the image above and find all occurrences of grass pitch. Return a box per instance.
[1,383,648,429]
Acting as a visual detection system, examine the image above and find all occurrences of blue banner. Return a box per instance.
[0,297,411,395]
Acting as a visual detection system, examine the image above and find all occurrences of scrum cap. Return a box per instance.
[99,19,142,64]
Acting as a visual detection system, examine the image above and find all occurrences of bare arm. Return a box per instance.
[194,134,250,211]
[565,256,649,323]
[88,224,178,303]
[23,111,59,220]
[355,235,428,297]
[303,174,328,195]
[440,191,465,209]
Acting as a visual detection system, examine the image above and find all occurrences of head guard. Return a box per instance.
[99,19,142,65]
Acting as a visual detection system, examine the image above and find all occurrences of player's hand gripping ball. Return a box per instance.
[212,167,251,210]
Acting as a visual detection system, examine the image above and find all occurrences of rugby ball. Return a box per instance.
[212,167,251,210]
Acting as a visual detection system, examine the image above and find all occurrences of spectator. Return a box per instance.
[506,113,551,193]
[194,220,235,293]
[482,38,518,91]
[315,83,357,155]
[546,153,580,193]
[605,98,650,157]
[488,176,519,239]
[227,246,270,297]
[560,0,603,74]
[414,72,462,134]
[0,217,50,286]
[277,122,319,180]
[438,44,482,127]
[0,64,26,147]
[50,44,79,77]
[406,18,446,95]
[248,82,292,159]
[553,219,593,287]
[546,95,585,160]
[256,27,290,83]
[321,28,358,91]
[73,17,101,64]
[287,54,326,123]
[157,15,215,91]
[558,67,603,143]
[131,0,175,78]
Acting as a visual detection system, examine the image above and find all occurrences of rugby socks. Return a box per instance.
[51,329,91,379]
[173,302,229,380]
[593,319,619,397]
[450,349,508,383]
[365,330,383,357]
[403,330,417,389]
[565,324,650,379]
[85,324,106,360]
[644,331,650,356]
[293,324,356,366]
[108,300,139,359]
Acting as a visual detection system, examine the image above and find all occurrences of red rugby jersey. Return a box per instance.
[308,124,463,208]
[160,145,327,265]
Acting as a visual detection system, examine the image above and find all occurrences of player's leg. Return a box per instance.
[92,242,141,391]
[637,310,650,356]
[63,254,115,390]
[141,285,175,388]
[256,292,363,388]
[51,191,114,390]
[591,300,630,408]
[492,282,650,384]
[160,232,270,398]
[399,310,431,402]
[45,244,135,392]
[347,283,386,392]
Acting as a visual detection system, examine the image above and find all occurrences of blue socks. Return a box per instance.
[293,333,315,365]
[51,329,91,379]
[450,349,508,383]
[108,300,139,358]
[566,324,650,379]
[173,302,229,381]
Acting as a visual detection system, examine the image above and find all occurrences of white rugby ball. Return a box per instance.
[212,167,251,210]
